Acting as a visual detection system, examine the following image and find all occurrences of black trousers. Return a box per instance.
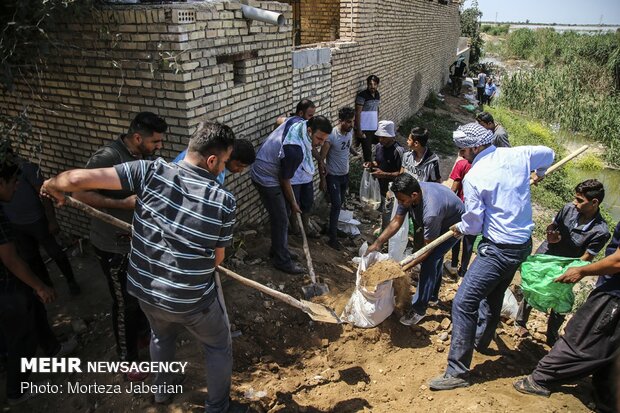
[516,299,566,346]
[93,247,148,362]
[12,217,76,287]
[0,279,59,398]
[531,291,620,412]
[355,131,377,163]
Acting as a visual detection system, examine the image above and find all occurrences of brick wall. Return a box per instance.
[0,0,459,237]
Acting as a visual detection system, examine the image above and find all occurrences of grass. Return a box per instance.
[481,24,510,36]
[398,111,459,156]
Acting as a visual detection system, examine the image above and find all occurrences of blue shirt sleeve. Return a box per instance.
[172,149,187,164]
[527,146,555,177]
[280,145,303,180]
[457,177,485,236]
[114,160,152,194]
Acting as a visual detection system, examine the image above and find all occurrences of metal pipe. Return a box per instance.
[241,5,285,26]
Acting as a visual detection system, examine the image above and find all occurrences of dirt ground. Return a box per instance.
[1,97,596,413]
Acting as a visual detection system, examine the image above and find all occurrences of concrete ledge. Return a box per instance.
[292,47,331,69]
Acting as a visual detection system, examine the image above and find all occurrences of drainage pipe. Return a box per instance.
[241,5,285,26]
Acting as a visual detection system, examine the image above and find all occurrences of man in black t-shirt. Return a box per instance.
[449,56,467,96]
[73,112,166,380]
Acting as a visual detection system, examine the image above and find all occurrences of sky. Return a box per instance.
[464,0,620,25]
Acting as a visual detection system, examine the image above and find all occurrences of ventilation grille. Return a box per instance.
[172,10,196,24]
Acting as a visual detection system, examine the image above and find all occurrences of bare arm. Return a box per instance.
[355,104,364,139]
[72,190,136,210]
[555,247,620,283]
[0,243,55,303]
[215,247,226,268]
[367,214,406,254]
[279,177,301,215]
[320,141,331,162]
[41,167,123,206]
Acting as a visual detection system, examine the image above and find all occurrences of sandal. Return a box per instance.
[513,376,551,397]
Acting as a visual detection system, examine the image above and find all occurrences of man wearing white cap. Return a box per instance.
[363,120,405,229]
[429,122,555,391]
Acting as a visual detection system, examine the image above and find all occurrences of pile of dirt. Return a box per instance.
[360,260,406,289]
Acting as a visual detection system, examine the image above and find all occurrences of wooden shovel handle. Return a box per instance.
[65,196,132,233]
[217,266,306,311]
[297,212,317,283]
[530,145,588,184]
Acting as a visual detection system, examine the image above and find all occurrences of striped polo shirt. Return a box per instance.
[115,158,236,314]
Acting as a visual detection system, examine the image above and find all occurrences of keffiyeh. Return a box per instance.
[453,122,495,148]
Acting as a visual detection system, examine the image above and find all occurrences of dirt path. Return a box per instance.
[2,97,594,413]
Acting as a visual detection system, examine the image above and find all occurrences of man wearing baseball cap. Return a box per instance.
[429,122,555,391]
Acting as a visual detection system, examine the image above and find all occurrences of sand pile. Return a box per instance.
[360,259,406,289]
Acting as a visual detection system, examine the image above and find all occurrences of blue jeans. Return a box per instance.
[253,181,293,268]
[326,174,348,242]
[139,297,232,413]
[446,238,531,378]
[411,235,459,315]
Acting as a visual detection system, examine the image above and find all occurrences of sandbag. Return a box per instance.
[359,169,381,208]
[520,254,589,314]
[501,288,519,319]
[341,243,395,327]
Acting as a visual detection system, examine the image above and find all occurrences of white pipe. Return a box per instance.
[241,5,285,26]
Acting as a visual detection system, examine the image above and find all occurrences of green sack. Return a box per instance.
[520,254,589,314]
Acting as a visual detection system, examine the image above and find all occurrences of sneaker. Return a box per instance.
[273,262,305,275]
[429,374,471,391]
[54,338,77,357]
[154,373,186,404]
[126,371,149,382]
[68,280,81,295]
[513,376,551,397]
[327,239,342,251]
[399,309,425,326]
[443,260,458,276]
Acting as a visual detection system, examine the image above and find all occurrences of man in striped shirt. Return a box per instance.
[42,121,237,412]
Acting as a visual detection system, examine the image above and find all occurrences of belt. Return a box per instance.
[482,237,531,249]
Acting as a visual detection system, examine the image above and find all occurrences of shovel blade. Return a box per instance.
[301,282,330,299]
[300,299,341,324]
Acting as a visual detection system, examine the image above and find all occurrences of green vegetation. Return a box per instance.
[460,1,484,64]
[491,28,620,166]
[399,111,458,156]
[481,24,510,36]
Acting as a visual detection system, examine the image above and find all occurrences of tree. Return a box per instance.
[460,1,483,64]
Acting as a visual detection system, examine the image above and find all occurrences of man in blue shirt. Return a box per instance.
[514,221,620,413]
[430,122,555,391]
[251,116,332,274]
[173,139,255,186]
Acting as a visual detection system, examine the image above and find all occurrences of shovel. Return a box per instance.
[63,196,341,324]
[297,213,329,299]
[398,145,590,271]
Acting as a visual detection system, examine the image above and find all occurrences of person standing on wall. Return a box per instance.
[320,106,357,251]
[449,56,468,96]
[354,75,381,163]
[2,157,81,295]
[429,122,554,391]
[42,121,239,411]
[72,111,167,381]
[251,116,332,274]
